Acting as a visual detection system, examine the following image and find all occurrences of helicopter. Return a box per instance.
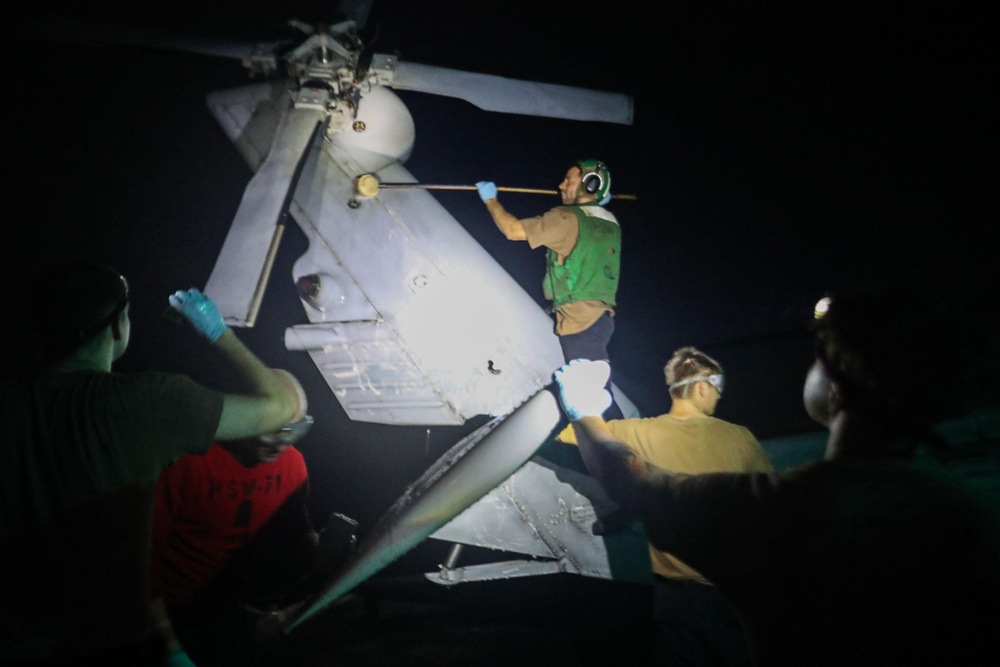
[19,0,653,632]
[197,15,633,425]
[184,7,648,631]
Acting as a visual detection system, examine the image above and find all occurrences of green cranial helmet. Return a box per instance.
[575,158,612,202]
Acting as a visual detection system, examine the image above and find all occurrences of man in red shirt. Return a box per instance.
[151,384,340,666]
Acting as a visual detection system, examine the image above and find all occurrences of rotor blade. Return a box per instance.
[23,14,280,62]
[204,107,327,327]
[389,61,634,125]
[336,0,375,30]
[281,387,562,632]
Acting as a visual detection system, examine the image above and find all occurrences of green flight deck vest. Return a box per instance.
[543,205,621,311]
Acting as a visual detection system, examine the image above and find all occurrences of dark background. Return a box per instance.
[3,2,997,658]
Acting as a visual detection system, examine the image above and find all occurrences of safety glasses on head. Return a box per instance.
[670,373,725,395]
[259,415,314,446]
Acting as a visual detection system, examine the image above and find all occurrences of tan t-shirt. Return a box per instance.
[521,207,614,336]
[559,414,774,582]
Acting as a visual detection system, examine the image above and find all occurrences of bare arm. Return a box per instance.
[149,596,185,658]
[485,198,527,241]
[573,417,675,539]
[210,329,301,440]
[571,417,661,512]
[554,360,684,549]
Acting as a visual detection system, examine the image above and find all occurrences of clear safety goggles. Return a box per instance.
[259,415,314,446]
[670,373,725,396]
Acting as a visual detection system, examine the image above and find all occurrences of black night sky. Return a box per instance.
[4,1,998,644]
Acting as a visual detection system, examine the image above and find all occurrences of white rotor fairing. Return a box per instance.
[328,85,415,174]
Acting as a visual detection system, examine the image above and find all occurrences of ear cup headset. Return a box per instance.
[575,159,611,200]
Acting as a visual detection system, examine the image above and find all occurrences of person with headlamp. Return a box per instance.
[553,284,1000,666]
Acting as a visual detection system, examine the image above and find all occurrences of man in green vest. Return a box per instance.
[477,158,622,418]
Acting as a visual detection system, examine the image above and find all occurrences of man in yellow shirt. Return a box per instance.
[558,346,772,665]
[554,285,1000,666]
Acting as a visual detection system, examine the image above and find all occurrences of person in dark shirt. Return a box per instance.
[555,283,1000,666]
[1,261,305,666]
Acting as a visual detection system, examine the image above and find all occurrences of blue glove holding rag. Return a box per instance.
[553,359,612,421]
[168,288,229,343]
[476,181,498,203]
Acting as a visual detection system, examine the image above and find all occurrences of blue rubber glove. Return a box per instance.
[165,647,198,667]
[599,192,612,206]
[476,181,498,203]
[553,359,612,421]
[168,288,229,343]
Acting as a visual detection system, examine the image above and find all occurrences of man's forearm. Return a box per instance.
[572,416,650,513]
[211,329,296,416]
[149,597,184,656]
[573,416,688,552]
[485,199,527,240]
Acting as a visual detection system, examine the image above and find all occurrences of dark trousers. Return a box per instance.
[558,311,623,419]
[653,576,752,667]
[168,601,261,667]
